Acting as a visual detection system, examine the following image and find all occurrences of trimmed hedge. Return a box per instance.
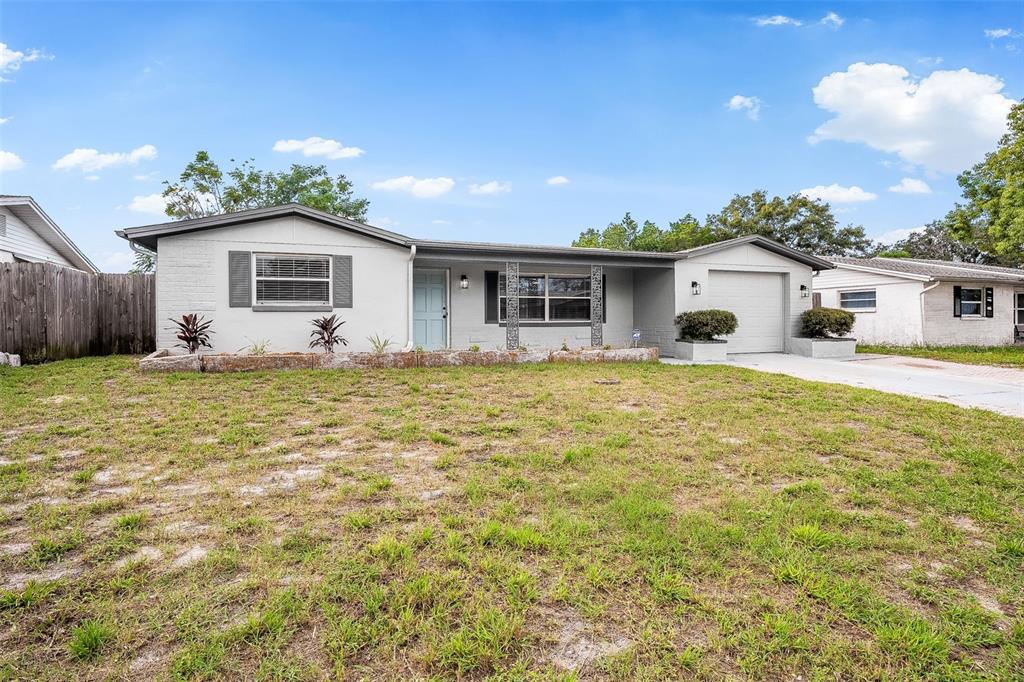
[675,309,738,341]
[800,307,855,338]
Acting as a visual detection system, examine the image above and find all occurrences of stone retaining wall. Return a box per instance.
[140,347,659,373]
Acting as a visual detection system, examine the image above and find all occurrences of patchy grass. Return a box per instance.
[0,356,1022,679]
[859,344,1024,369]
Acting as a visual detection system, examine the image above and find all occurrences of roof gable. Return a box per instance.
[0,195,99,273]
[829,257,1024,283]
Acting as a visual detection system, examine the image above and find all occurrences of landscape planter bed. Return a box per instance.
[673,340,728,362]
[140,346,659,373]
[788,337,857,359]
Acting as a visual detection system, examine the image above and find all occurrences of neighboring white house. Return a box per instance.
[0,195,98,272]
[116,204,833,355]
[814,257,1024,346]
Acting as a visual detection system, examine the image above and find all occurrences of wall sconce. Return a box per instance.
[800,284,809,298]
[691,280,701,296]
[459,274,469,290]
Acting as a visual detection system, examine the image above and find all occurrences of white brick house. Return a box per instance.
[117,204,835,355]
[813,257,1024,346]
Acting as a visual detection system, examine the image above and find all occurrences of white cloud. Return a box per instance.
[0,116,10,125]
[370,176,454,198]
[133,172,158,182]
[799,184,877,203]
[53,144,158,172]
[726,95,762,121]
[809,63,1015,173]
[0,42,54,73]
[126,193,168,216]
[755,15,802,27]
[0,150,24,172]
[916,56,943,67]
[272,136,365,160]
[984,28,1014,39]
[369,216,399,228]
[888,177,932,194]
[820,12,844,28]
[876,225,926,244]
[546,175,570,186]
[84,175,100,182]
[469,180,511,195]
[97,251,134,272]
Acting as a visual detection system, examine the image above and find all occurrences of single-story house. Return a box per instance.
[0,195,98,272]
[814,257,1024,346]
[116,203,834,355]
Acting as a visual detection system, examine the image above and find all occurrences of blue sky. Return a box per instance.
[1,2,1021,271]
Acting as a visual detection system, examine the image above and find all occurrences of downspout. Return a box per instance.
[918,279,940,344]
[129,241,156,262]
[403,244,417,351]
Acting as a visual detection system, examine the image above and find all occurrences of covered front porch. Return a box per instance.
[409,243,679,352]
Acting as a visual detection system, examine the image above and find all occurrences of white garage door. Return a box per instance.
[708,270,785,353]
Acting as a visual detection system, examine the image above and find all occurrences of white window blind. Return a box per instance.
[254,254,331,305]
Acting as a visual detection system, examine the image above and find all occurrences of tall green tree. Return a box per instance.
[161,151,370,222]
[882,221,991,263]
[573,213,716,252]
[704,191,874,256]
[573,191,874,256]
[945,100,1024,265]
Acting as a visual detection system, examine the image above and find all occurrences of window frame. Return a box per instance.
[838,288,877,313]
[252,252,333,308]
[1015,290,1024,326]
[959,286,983,318]
[497,272,592,323]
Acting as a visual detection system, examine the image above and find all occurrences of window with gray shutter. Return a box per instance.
[254,253,331,305]
[228,251,252,307]
[333,255,352,308]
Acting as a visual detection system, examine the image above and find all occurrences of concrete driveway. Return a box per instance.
[663,353,1024,418]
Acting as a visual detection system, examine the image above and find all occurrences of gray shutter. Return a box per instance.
[228,251,251,307]
[985,287,994,318]
[333,255,353,308]
[952,285,961,318]
[0,214,6,237]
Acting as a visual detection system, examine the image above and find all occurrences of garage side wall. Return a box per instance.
[156,217,410,353]
[674,244,814,351]
[813,268,925,345]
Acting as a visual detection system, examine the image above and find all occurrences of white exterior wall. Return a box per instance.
[433,261,635,350]
[922,282,1017,346]
[673,244,814,350]
[156,216,410,353]
[0,207,76,267]
[813,268,926,345]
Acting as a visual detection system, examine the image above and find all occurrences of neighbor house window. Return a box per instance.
[959,287,983,317]
[839,289,876,311]
[254,254,331,306]
[498,273,591,322]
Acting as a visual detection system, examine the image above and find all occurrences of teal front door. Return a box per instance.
[413,269,448,349]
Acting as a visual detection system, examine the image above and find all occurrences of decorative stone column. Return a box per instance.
[590,264,603,347]
[505,262,519,350]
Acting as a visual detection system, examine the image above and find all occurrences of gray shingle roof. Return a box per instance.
[829,257,1024,283]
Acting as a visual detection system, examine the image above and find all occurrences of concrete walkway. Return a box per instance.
[662,353,1024,418]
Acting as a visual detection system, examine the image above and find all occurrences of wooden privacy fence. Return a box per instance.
[0,262,155,362]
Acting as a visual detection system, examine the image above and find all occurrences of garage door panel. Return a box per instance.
[708,271,784,353]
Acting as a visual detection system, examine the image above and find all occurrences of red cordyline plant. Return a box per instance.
[168,314,213,354]
[309,314,348,353]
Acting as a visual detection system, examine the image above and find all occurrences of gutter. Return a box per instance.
[403,244,417,351]
[918,279,941,343]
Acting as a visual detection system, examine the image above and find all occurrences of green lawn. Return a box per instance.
[1,357,1022,680]
[858,344,1024,369]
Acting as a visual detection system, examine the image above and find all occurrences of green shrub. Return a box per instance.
[674,309,738,341]
[69,619,114,661]
[800,307,855,338]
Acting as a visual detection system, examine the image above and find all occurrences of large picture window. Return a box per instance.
[498,273,591,322]
[254,254,331,306]
[959,287,982,317]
